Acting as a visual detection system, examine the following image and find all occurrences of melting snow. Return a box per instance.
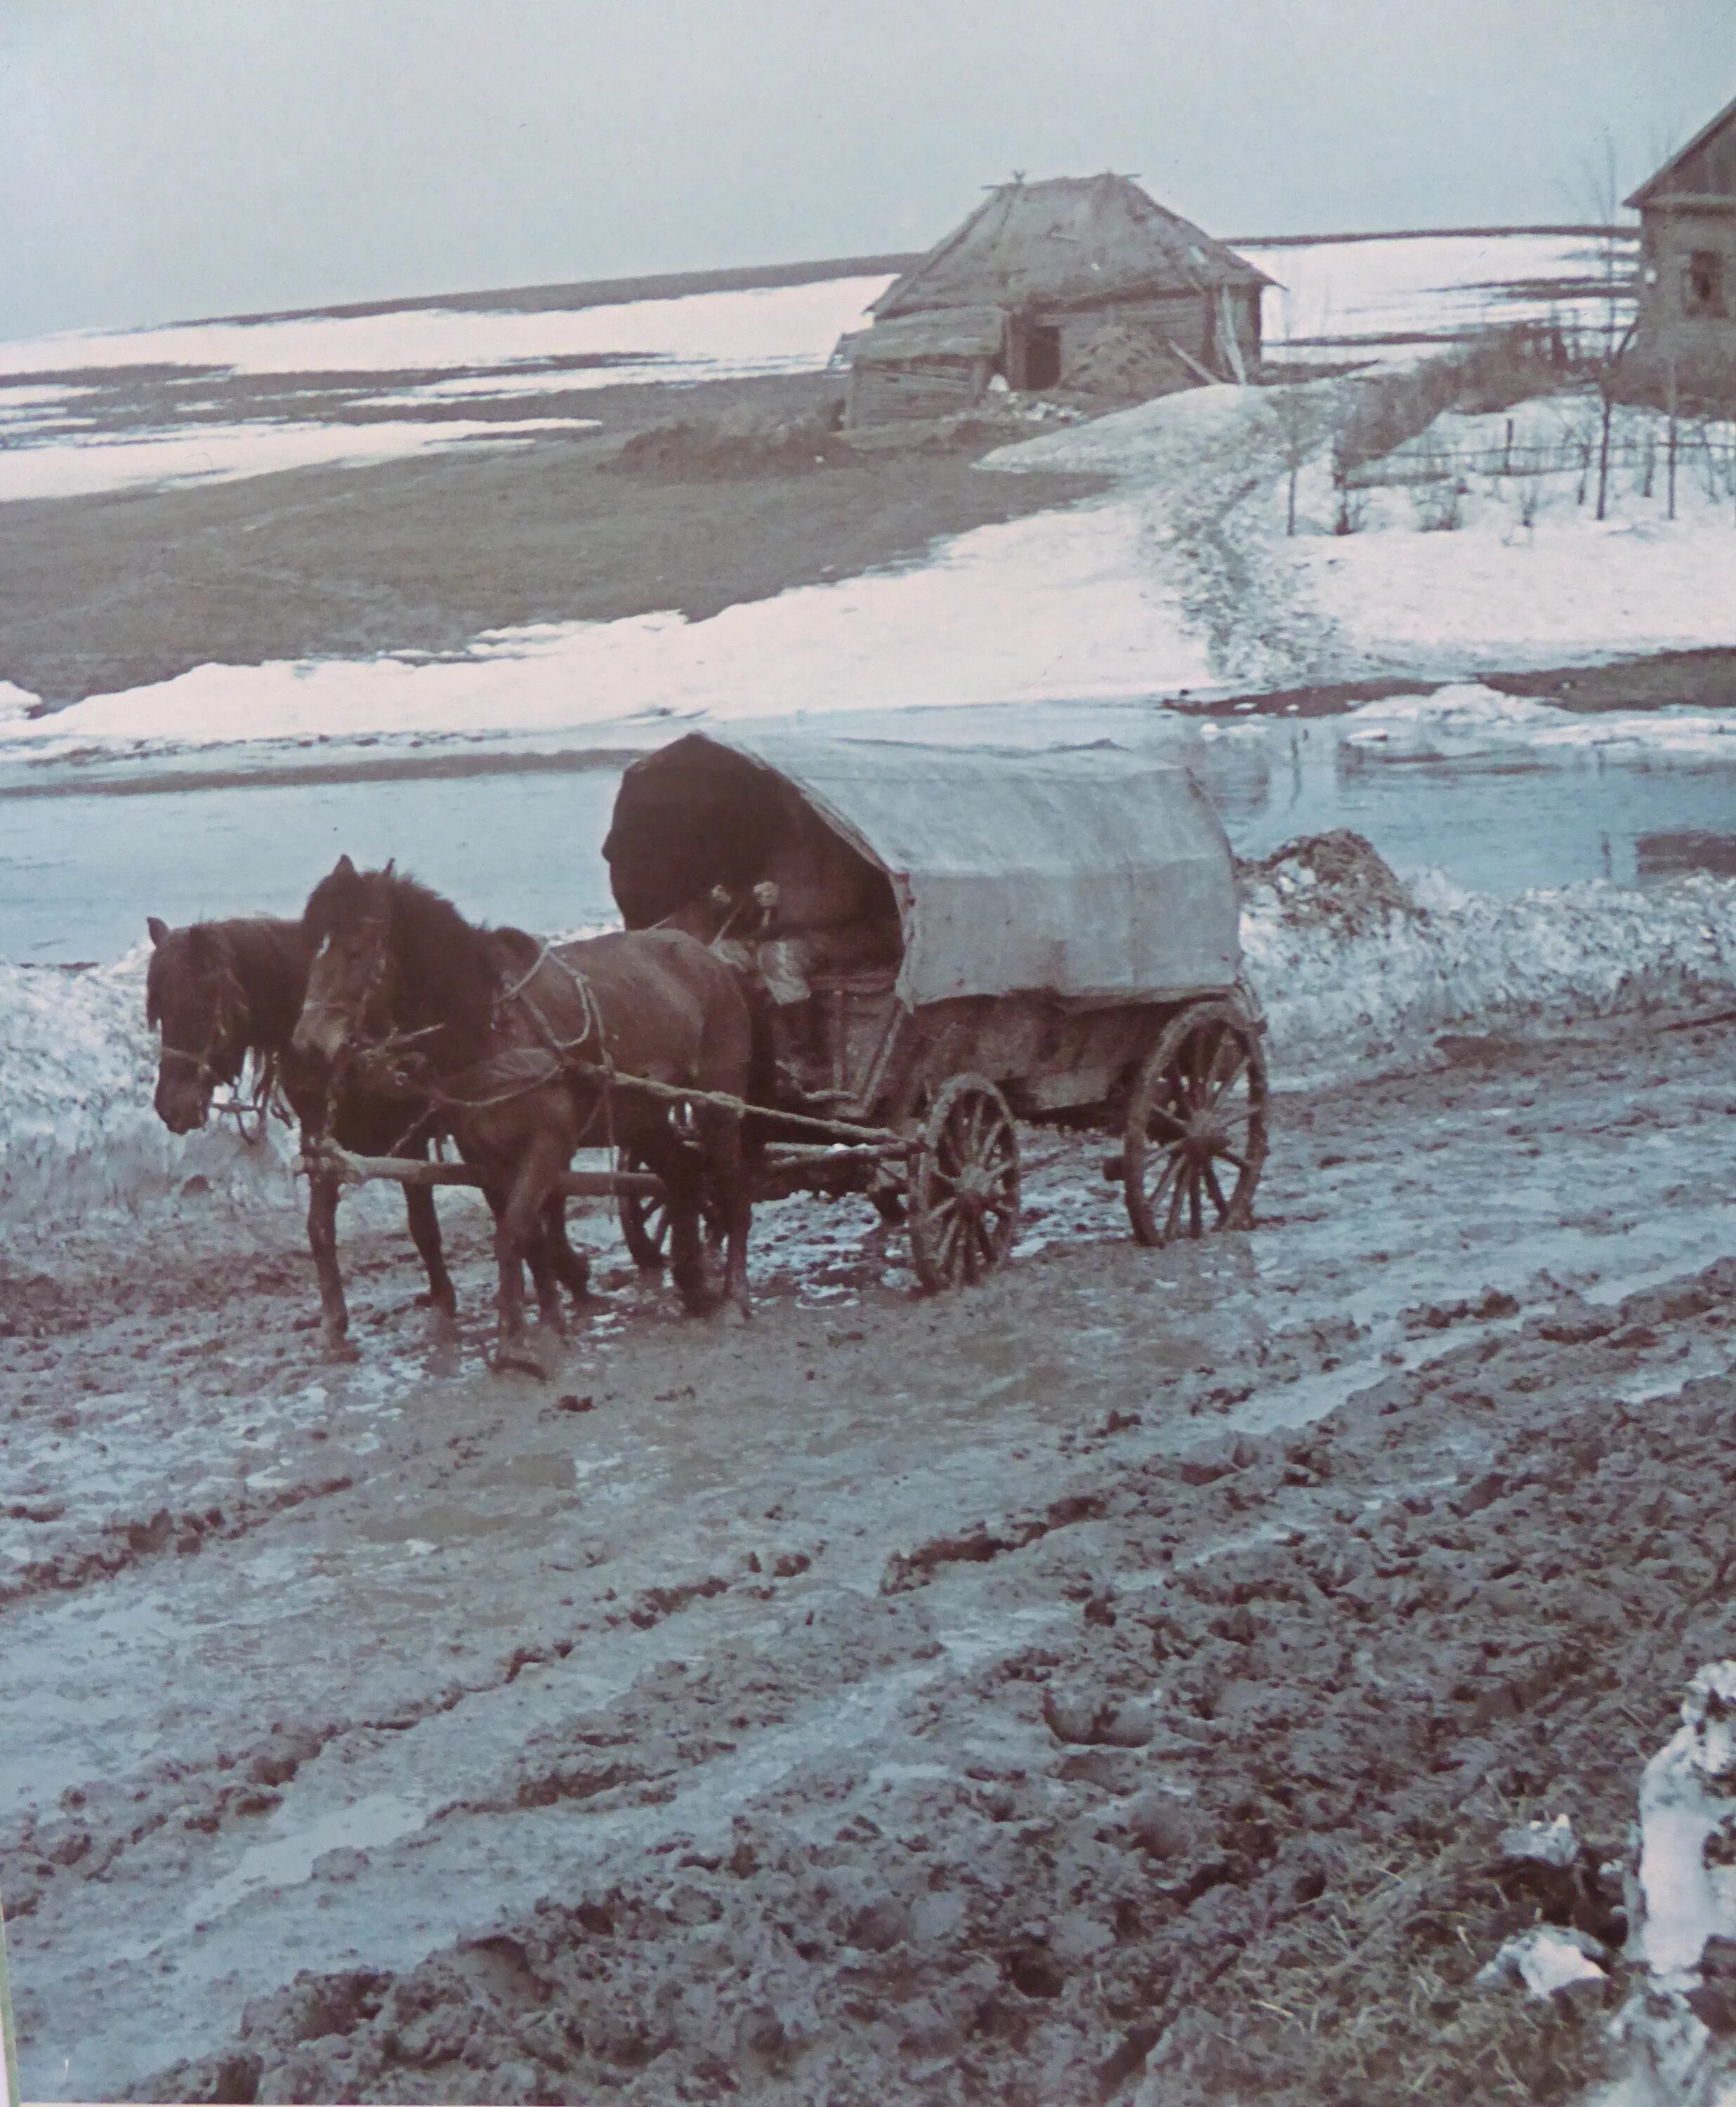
[0,276,893,385]
[0,416,600,504]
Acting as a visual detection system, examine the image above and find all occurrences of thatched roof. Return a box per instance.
[835,305,1007,367]
[873,173,1273,320]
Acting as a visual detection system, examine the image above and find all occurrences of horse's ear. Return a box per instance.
[147,916,169,948]
[383,858,395,879]
[334,853,357,880]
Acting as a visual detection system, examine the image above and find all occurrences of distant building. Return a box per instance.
[1626,91,1736,379]
[841,173,1272,427]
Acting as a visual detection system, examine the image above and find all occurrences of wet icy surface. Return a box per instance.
[4,700,1735,961]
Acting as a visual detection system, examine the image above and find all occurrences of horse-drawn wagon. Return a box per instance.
[600,728,1268,1290]
[179,726,1266,1357]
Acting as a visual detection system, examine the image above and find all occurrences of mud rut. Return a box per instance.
[3,1016,1735,2105]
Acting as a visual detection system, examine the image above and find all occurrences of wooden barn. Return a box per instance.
[1627,91,1736,381]
[842,172,1272,427]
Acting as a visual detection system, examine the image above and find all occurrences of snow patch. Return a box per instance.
[1600,1663,1736,2107]
[0,277,893,385]
[0,416,599,504]
[1476,1924,1607,1997]
[1344,683,1736,761]
[1242,867,1736,1084]
[0,949,295,1234]
[0,497,1216,761]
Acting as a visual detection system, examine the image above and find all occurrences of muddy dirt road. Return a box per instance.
[3,1010,1733,2103]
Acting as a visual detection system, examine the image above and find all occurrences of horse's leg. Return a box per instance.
[492,1133,569,1364]
[542,1195,592,1304]
[401,1174,458,1332]
[525,1216,565,1332]
[305,1160,358,1363]
[700,1106,754,1322]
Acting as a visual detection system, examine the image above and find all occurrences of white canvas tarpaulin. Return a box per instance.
[684,729,1240,1007]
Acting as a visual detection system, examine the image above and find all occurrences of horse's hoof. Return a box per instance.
[720,1301,751,1328]
[321,1337,362,1366]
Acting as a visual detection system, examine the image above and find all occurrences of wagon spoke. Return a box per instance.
[1210,1143,1251,1173]
[1188,1169,1204,1237]
[1145,1142,1183,1200]
[1204,1053,1250,1110]
[1203,1161,1230,1221]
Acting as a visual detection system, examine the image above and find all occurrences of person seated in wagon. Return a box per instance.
[709,784,900,1096]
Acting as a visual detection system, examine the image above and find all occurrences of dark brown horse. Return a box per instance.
[291,858,766,1364]
[143,912,589,1359]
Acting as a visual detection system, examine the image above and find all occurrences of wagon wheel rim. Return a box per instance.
[1124,1004,1267,1249]
[908,1075,1021,1293]
[617,1145,724,1270]
[616,1148,673,1268]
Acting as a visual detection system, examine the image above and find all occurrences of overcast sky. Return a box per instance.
[4,0,1732,343]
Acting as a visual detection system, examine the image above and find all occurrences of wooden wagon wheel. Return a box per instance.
[1123,1002,1268,1247]
[614,1143,725,1270]
[907,1073,1021,1292]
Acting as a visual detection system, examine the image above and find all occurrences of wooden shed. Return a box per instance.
[843,172,1272,426]
[1626,91,1736,383]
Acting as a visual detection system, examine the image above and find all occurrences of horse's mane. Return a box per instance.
[303,864,500,1072]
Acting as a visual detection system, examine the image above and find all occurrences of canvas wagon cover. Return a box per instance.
[643,729,1240,1007]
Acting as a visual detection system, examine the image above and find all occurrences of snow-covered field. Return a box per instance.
[0,275,893,504]
[0,275,893,388]
[5,383,1733,772]
[0,414,600,503]
[1241,228,1629,362]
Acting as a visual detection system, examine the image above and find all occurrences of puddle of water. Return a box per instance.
[126,1792,430,1960]
[7,708,1736,961]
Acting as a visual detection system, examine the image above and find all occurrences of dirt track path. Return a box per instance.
[3,1014,1734,2102]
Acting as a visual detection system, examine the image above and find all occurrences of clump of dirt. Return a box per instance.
[140,1259,1736,2107]
[1060,326,1195,403]
[608,404,855,481]
[1239,829,1416,933]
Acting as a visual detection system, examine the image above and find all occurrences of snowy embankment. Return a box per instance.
[8,862,1733,1237]
[8,383,1735,775]
[0,950,295,1232]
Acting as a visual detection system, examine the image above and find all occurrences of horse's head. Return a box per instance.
[294,855,397,1070]
[145,917,249,1133]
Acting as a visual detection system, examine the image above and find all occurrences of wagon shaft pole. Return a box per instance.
[298,1143,662,1200]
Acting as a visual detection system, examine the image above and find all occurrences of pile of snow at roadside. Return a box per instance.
[1596,1662,1736,2107]
[1243,863,1736,1084]
[0,950,296,1233]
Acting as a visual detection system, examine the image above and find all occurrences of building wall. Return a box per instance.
[847,284,1267,423]
[1636,204,1736,369]
[846,355,988,426]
